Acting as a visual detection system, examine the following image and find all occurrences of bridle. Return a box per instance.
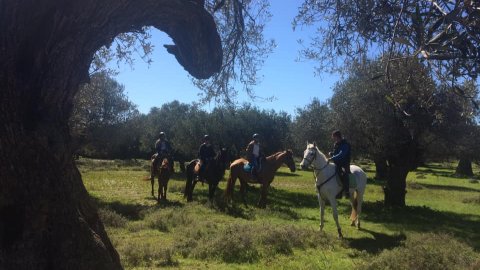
[303,148,328,172]
[303,148,337,190]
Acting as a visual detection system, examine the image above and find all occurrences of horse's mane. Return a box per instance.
[266,150,293,161]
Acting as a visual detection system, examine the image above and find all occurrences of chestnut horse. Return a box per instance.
[151,156,172,202]
[184,148,229,202]
[224,150,296,207]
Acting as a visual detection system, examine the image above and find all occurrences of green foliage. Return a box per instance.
[292,98,333,155]
[294,0,480,81]
[70,72,141,159]
[357,233,479,270]
[139,102,292,160]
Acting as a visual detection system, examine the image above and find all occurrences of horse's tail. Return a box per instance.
[185,160,195,200]
[224,166,236,203]
[350,191,358,221]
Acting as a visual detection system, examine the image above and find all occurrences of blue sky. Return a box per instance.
[112,2,339,116]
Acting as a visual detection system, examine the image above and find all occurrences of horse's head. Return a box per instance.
[217,147,230,170]
[160,158,169,169]
[283,150,296,172]
[300,143,317,170]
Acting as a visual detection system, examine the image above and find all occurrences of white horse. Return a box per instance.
[300,143,367,238]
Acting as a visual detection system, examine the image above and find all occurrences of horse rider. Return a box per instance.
[246,133,264,180]
[328,130,351,199]
[151,132,174,180]
[197,134,216,182]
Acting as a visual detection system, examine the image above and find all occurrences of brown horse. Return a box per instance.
[151,155,172,202]
[184,148,230,202]
[224,150,296,207]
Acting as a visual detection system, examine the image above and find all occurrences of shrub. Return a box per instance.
[357,233,479,270]
[146,207,193,232]
[192,223,260,263]
[98,208,127,228]
[120,242,178,267]
[462,196,480,205]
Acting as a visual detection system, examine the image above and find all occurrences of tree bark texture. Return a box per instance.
[374,157,388,180]
[455,158,474,177]
[383,165,409,207]
[383,139,421,207]
[0,1,221,269]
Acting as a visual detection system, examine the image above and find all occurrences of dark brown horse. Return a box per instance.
[151,155,172,202]
[184,148,229,202]
[224,150,296,207]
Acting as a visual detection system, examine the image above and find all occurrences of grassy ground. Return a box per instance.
[79,158,480,269]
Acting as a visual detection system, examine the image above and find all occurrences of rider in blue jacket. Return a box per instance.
[328,130,351,199]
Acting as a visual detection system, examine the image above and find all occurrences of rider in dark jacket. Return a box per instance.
[328,130,351,199]
[197,135,216,181]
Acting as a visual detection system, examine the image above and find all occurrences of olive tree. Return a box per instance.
[0,1,221,269]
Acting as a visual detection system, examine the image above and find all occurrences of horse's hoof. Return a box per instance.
[350,221,355,227]
[356,221,361,230]
[337,229,343,238]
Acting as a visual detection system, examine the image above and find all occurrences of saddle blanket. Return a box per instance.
[336,174,357,189]
[243,163,253,173]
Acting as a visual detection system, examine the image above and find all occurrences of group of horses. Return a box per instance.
[150,143,367,238]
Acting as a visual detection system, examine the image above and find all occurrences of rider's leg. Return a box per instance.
[343,165,350,198]
[334,164,343,199]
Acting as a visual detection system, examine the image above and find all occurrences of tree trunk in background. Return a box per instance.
[0,1,221,269]
[374,157,388,180]
[383,139,420,207]
[383,165,409,207]
[455,158,474,176]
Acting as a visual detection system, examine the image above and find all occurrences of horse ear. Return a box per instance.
[313,142,316,147]
[306,141,309,146]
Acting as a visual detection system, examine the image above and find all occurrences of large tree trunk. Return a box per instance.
[383,164,409,207]
[0,1,221,269]
[374,157,388,180]
[455,158,474,177]
[383,138,420,207]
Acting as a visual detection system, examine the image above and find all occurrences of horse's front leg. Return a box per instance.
[208,182,217,202]
[151,177,155,198]
[158,183,162,202]
[258,183,268,208]
[163,183,168,201]
[317,189,325,231]
[329,198,343,238]
[239,179,247,206]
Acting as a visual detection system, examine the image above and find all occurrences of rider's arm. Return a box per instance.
[331,144,349,162]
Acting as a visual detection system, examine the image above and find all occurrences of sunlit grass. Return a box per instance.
[79,158,480,269]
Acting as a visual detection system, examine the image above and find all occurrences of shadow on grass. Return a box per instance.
[361,201,480,250]
[93,198,150,220]
[419,183,479,193]
[346,229,406,254]
[275,171,301,177]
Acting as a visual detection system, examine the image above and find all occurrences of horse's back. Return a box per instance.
[350,165,367,191]
[230,158,248,169]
